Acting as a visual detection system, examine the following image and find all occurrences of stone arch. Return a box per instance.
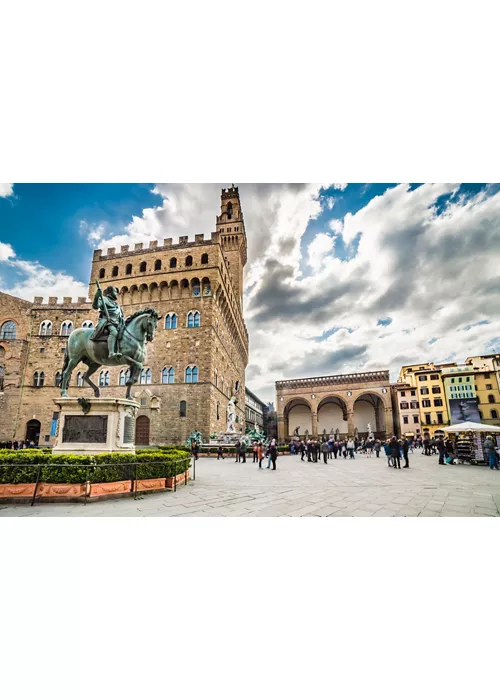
[353,392,387,437]
[150,282,160,301]
[130,284,139,304]
[180,278,190,299]
[190,277,201,298]
[170,280,180,300]
[283,397,312,438]
[317,395,349,436]
[202,276,211,296]
[159,280,169,300]
[139,283,149,303]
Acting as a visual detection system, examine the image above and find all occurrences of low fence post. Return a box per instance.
[30,462,43,507]
[84,463,90,506]
[192,454,196,481]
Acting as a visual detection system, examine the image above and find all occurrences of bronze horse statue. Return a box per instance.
[60,308,161,400]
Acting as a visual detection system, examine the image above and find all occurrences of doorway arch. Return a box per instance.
[284,398,312,438]
[135,415,150,445]
[25,419,41,445]
[317,396,348,437]
[353,393,385,437]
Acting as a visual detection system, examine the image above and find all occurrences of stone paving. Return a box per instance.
[2,449,500,517]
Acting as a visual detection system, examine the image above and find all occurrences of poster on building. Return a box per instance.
[449,398,481,424]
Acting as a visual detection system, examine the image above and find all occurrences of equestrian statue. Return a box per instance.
[60,281,161,400]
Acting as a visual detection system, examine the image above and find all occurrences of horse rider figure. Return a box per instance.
[91,283,124,359]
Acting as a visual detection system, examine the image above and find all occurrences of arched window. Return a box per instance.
[491,409,498,419]
[140,368,152,384]
[227,201,233,219]
[187,311,200,328]
[180,400,187,417]
[99,268,105,279]
[76,371,84,387]
[235,380,239,392]
[201,253,208,264]
[99,370,110,387]
[185,365,198,383]
[126,263,132,275]
[165,314,177,330]
[170,257,177,269]
[162,367,175,384]
[112,266,119,277]
[488,394,495,404]
[185,255,193,266]
[39,320,52,336]
[0,321,16,340]
[216,402,219,420]
[33,371,44,387]
[139,261,147,272]
[82,320,94,329]
[154,259,162,271]
[119,368,130,386]
[60,321,73,336]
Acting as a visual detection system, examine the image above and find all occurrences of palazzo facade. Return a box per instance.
[0,186,249,446]
[276,370,393,442]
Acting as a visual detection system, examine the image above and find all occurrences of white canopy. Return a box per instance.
[443,421,500,433]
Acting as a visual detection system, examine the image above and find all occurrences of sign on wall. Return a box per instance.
[449,398,481,424]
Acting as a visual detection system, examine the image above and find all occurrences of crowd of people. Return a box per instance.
[0,440,38,450]
[196,433,500,471]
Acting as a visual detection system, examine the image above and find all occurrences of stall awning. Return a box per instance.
[443,421,500,433]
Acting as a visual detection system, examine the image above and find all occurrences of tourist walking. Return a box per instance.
[390,436,401,468]
[253,442,258,462]
[384,441,392,467]
[306,440,313,462]
[299,440,306,461]
[257,442,265,469]
[423,436,430,456]
[374,439,381,458]
[333,441,339,459]
[270,441,278,470]
[347,437,355,459]
[235,441,241,463]
[217,444,224,460]
[321,440,329,464]
[437,437,446,465]
[483,435,499,470]
[191,440,199,461]
[402,438,409,468]
[313,440,320,463]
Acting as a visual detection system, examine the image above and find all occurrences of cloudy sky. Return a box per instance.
[1,183,499,402]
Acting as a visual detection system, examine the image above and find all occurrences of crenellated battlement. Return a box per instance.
[93,232,221,261]
[32,296,91,307]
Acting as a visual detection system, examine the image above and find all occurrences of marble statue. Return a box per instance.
[226,396,237,432]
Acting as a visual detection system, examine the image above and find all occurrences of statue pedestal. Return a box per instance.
[52,397,140,455]
[218,431,242,445]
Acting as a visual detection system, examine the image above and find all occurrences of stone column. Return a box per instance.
[383,407,393,436]
[311,412,318,438]
[277,414,285,442]
[347,410,355,437]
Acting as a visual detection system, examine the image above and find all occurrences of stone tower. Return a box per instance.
[216,185,247,307]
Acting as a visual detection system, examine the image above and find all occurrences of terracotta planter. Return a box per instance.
[166,469,190,488]
[37,483,86,499]
[135,477,166,492]
[0,483,36,498]
[89,479,131,498]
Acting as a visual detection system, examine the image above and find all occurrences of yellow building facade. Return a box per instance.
[465,355,500,427]
[397,363,450,436]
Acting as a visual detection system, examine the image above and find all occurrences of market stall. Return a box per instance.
[443,421,500,465]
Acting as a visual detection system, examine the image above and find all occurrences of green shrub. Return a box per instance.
[0,449,191,484]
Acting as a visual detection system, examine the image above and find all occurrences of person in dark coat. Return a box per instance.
[270,442,278,470]
[332,441,339,459]
[299,441,306,461]
[217,444,224,460]
[321,440,329,464]
[437,437,446,465]
[235,442,241,463]
[390,437,401,468]
[306,440,313,462]
[313,440,320,463]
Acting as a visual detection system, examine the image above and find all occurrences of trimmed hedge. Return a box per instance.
[0,449,190,484]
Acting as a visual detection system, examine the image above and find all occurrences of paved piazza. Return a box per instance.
[2,450,500,517]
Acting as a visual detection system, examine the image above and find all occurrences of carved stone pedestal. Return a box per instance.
[52,397,140,455]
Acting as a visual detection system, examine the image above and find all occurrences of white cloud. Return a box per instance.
[6,258,89,301]
[333,183,348,191]
[73,182,500,404]
[0,242,15,261]
[0,184,14,198]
